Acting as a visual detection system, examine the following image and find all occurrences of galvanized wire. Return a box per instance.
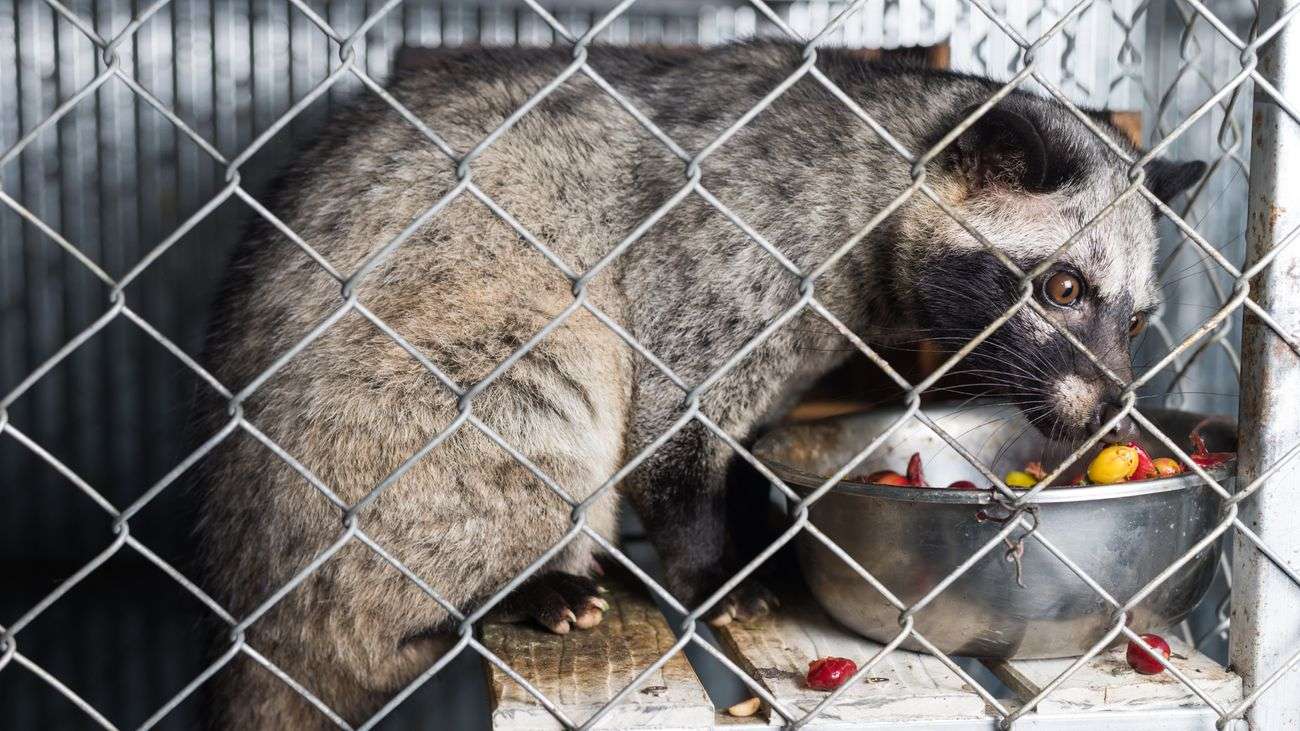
[1,0,1298,729]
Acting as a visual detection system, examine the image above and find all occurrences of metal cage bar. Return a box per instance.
[1230,0,1300,726]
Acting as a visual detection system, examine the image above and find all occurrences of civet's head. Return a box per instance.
[904,93,1205,444]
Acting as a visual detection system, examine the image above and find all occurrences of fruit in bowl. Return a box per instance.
[752,402,1234,659]
[850,432,1232,490]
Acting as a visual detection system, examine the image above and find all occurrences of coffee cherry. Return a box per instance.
[864,470,910,486]
[1130,443,1157,480]
[1189,433,1234,468]
[1151,457,1183,477]
[1087,445,1140,484]
[1126,634,1171,675]
[906,452,927,486]
[1004,470,1037,488]
[806,657,857,691]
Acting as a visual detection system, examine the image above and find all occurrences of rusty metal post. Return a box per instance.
[1230,1,1300,728]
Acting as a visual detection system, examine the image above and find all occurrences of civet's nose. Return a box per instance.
[1091,402,1140,444]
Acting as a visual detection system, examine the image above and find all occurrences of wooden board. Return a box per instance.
[785,400,874,423]
[1107,110,1144,148]
[985,636,1242,715]
[712,593,989,727]
[482,571,713,730]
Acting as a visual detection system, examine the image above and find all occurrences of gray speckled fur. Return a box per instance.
[196,41,1197,727]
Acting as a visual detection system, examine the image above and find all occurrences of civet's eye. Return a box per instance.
[1129,312,1147,338]
[1044,271,1083,307]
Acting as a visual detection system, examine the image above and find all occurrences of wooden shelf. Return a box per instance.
[711,592,989,727]
[482,570,712,730]
[484,576,1241,729]
[985,636,1243,716]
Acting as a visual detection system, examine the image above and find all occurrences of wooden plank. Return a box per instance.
[1011,709,1244,730]
[1107,110,1144,148]
[985,637,1242,715]
[785,400,873,423]
[712,592,989,727]
[926,42,952,71]
[482,570,713,730]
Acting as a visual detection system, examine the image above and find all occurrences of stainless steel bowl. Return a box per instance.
[752,401,1236,660]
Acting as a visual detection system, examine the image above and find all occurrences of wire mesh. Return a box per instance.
[2,0,1298,729]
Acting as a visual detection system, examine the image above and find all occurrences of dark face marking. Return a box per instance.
[915,251,1141,443]
[916,93,1206,444]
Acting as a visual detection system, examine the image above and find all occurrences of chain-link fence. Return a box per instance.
[3,0,1298,729]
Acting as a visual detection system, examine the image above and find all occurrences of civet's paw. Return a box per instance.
[499,571,610,634]
[706,578,779,627]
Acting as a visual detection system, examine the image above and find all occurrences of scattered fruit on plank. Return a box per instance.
[1126,633,1172,675]
[726,697,761,717]
[806,656,858,691]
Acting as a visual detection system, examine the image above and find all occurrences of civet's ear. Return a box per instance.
[951,101,1052,192]
[1144,159,1208,205]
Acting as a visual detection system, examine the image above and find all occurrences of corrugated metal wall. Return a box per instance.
[0,0,716,569]
[0,1,1254,727]
[0,0,1177,563]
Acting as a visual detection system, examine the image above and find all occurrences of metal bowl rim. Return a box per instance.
[765,457,1235,504]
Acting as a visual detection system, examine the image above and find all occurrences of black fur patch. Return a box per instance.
[915,250,1138,440]
[1145,159,1208,204]
[941,96,1090,194]
[914,250,1019,336]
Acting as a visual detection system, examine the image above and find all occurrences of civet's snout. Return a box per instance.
[1090,401,1140,444]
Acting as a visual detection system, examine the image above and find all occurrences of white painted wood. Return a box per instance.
[711,593,988,727]
[985,637,1242,715]
[721,711,1243,730]
[1010,708,1247,731]
[483,571,713,730]
[720,716,999,730]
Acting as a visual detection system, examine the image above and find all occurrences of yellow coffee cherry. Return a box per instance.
[1151,457,1183,477]
[1004,470,1038,488]
[1087,444,1140,484]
